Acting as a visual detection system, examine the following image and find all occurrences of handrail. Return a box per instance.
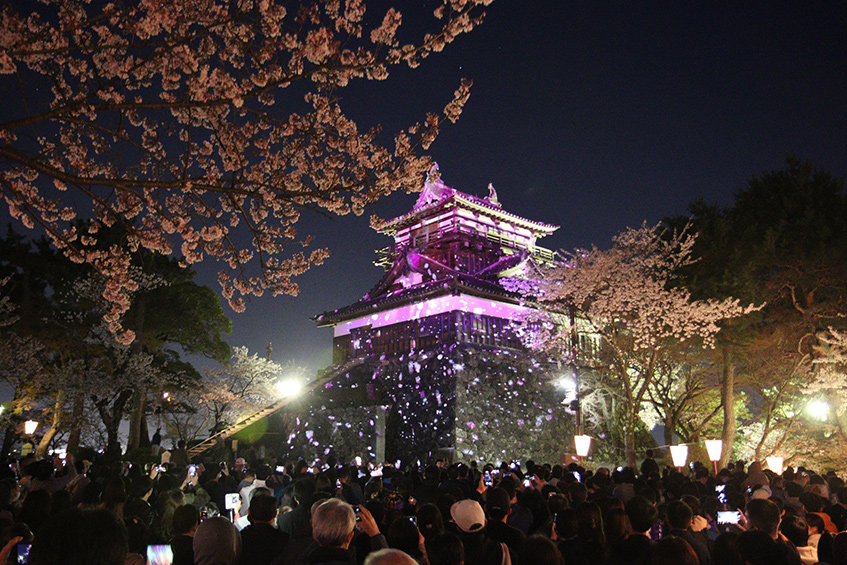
[187,358,365,458]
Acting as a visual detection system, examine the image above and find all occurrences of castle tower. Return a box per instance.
[282,166,573,464]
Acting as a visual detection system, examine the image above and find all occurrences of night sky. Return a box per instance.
[232,0,847,377]
[5,1,847,378]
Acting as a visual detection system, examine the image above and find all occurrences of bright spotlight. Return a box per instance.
[276,379,302,398]
[557,377,576,390]
[808,400,829,420]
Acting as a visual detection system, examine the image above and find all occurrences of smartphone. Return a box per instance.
[410,516,417,525]
[484,471,493,487]
[225,493,239,510]
[573,471,582,482]
[146,544,174,565]
[189,464,197,475]
[353,505,362,522]
[200,510,208,522]
[715,484,726,493]
[523,478,532,488]
[717,510,741,525]
[276,465,285,473]
[15,543,31,564]
[336,478,342,490]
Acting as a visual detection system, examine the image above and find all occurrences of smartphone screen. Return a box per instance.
[717,510,741,525]
[225,493,239,510]
[15,543,31,565]
[146,545,174,565]
[484,471,493,486]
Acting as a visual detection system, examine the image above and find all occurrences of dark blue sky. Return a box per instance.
[227,0,847,376]
[4,1,847,377]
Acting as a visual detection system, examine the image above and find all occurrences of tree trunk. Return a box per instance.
[0,424,17,464]
[663,412,676,448]
[127,297,147,451]
[36,392,64,459]
[719,345,736,470]
[65,393,85,456]
[625,413,637,467]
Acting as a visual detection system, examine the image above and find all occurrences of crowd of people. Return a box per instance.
[0,446,845,565]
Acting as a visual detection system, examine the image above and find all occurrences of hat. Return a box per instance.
[235,458,246,466]
[485,488,511,513]
[451,499,486,533]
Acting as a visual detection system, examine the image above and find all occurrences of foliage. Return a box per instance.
[505,223,758,466]
[673,158,847,469]
[0,0,490,340]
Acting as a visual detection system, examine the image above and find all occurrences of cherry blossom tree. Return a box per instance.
[0,0,489,341]
[159,346,300,443]
[505,223,758,467]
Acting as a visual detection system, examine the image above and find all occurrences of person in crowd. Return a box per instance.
[278,477,316,540]
[640,449,660,478]
[652,535,699,565]
[170,503,199,565]
[193,516,241,565]
[665,500,711,565]
[416,503,445,542]
[449,499,512,565]
[745,498,801,565]
[387,516,426,564]
[238,491,287,565]
[364,548,418,565]
[28,508,128,565]
[608,495,656,565]
[519,535,565,565]
[295,498,386,565]
[484,487,525,555]
[171,440,189,469]
[426,531,464,565]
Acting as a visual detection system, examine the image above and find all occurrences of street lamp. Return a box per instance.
[24,420,38,435]
[670,444,689,471]
[808,400,829,421]
[705,439,723,475]
[766,456,784,474]
[275,379,302,398]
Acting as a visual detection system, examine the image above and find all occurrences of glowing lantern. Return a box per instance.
[705,439,722,474]
[24,420,38,435]
[574,435,591,457]
[670,444,689,469]
[766,456,784,474]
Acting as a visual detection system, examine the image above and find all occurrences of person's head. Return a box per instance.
[651,535,698,565]
[745,498,781,538]
[484,488,511,522]
[425,532,464,565]
[665,500,693,531]
[518,535,564,565]
[293,477,316,507]
[29,508,127,565]
[805,512,825,535]
[450,499,486,534]
[625,496,657,535]
[193,516,241,565]
[416,503,444,540]
[172,504,200,536]
[311,498,356,548]
[780,515,809,548]
[364,549,418,565]
[248,491,278,524]
[387,516,421,555]
[645,449,654,459]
